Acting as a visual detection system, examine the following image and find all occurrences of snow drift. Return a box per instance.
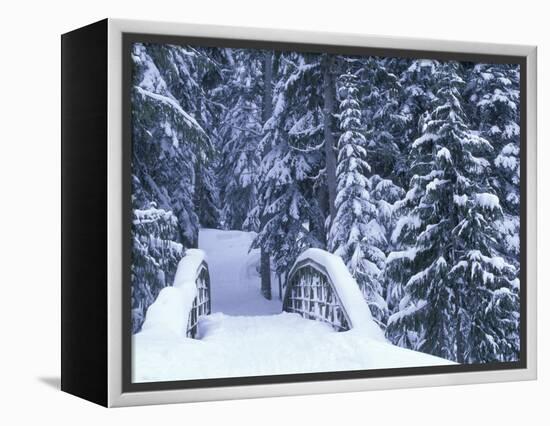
[140,249,206,336]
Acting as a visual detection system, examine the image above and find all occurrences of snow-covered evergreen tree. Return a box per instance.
[144,43,223,234]
[369,175,405,315]
[399,59,439,138]
[386,62,519,362]
[328,73,387,324]
[252,52,326,275]
[383,60,444,349]
[217,49,263,230]
[359,58,408,183]
[467,64,520,265]
[356,58,411,320]
[131,203,183,332]
[131,43,212,247]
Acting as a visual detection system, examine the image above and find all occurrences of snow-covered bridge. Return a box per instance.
[133,229,451,382]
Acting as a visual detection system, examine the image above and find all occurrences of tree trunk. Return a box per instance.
[323,55,337,231]
[455,289,464,363]
[261,247,272,300]
[450,196,464,363]
[262,52,273,124]
[260,51,273,300]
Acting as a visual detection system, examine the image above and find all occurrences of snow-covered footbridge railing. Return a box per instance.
[283,248,385,339]
[140,249,211,339]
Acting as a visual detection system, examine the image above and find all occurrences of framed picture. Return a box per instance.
[61,18,537,407]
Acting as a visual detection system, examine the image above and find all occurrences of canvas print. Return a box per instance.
[129,41,521,384]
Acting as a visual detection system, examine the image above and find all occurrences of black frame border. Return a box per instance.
[121,32,528,394]
[61,19,109,406]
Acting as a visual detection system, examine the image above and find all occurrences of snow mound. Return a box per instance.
[140,249,206,336]
[292,248,385,341]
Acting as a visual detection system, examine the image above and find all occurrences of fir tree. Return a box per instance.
[131,203,183,332]
[131,43,211,247]
[386,62,518,362]
[370,175,405,315]
[328,73,387,324]
[467,64,520,265]
[359,58,408,184]
[146,43,222,236]
[252,52,325,275]
[216,49,263,230]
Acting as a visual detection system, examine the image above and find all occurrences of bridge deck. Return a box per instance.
[133,228,453,383]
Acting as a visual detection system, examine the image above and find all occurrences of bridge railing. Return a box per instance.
[185,259,211,338]
[284,257,352,331]
[283,248,385,339]
[140,249,211,339]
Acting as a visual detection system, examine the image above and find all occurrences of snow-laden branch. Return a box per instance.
[134,86,207,136]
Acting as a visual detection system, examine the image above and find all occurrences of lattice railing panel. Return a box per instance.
[186,262,211,338]
[283,261,351,331]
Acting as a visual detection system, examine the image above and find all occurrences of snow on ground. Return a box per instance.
[134,312,452,382]
[198,228,282,315]
[133,228,453,383]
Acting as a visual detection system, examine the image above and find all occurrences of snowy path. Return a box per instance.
[133,228,453,382]
[198,228,281,315]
